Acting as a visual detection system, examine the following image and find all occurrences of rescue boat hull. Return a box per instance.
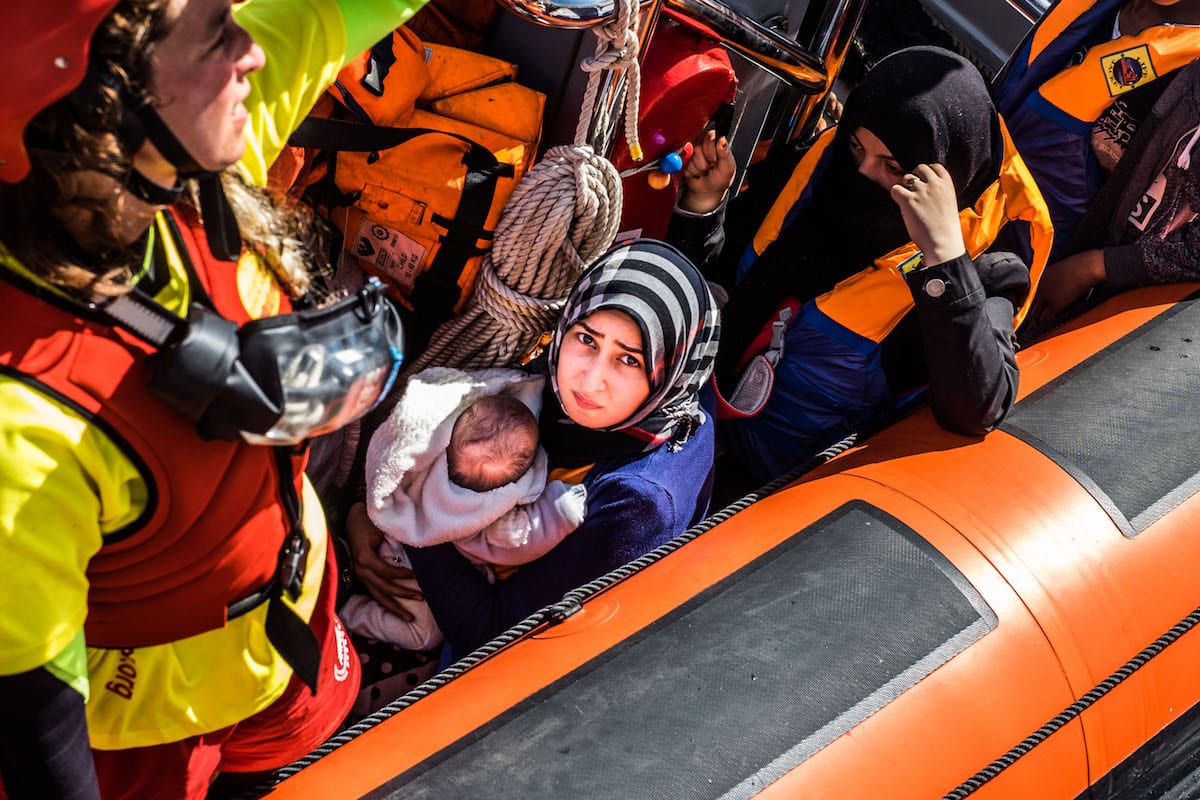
[266,282,1200,799]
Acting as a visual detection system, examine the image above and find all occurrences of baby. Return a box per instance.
[443,393,587,551]
[341,368,588,651]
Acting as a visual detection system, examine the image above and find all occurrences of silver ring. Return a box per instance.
[903,175,919,190]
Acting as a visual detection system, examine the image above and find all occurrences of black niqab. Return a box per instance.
[838,46,1001,209]
[716,46,1002,380]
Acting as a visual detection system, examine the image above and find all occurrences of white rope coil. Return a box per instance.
[406,145,622,372]
[406,0,640,375]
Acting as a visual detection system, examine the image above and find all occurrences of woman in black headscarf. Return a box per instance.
[669,46,1053,482]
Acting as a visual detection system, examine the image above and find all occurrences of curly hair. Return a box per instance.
[177,172,326,300]
[0,0,324,300]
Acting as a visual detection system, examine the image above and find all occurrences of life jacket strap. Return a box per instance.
[713,304,796,420]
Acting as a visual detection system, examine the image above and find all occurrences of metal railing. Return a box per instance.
[494,0,867,157]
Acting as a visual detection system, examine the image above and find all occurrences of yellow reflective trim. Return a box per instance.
[236,0,352,186]
[150,213,191,314]
[45,630,90,701]
[337,0,428,57]
[86,477,329,750]
[0,243,75,303]
[0,377,148,677]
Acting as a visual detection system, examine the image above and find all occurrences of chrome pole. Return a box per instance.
[491,0,868,154]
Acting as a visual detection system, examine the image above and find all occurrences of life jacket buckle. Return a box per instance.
[277,530,310,601]
[764,306,792,366]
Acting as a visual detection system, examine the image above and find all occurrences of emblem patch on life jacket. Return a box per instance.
[1101,45,1158,97]
[897,252,925,275]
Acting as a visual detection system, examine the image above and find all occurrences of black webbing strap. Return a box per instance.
[88,62,242,262]
[288,115,515,325]
[414,153,505,316]
[195,175,242,262]
[203,451,322,700]
[359,34,399,97]
[262,448,321,695]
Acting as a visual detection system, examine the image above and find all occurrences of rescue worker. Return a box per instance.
[0,0,421,797]
[668,46,1053,482]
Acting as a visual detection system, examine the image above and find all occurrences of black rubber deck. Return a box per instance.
[1003,296,1200,536]
[365,501,995,799]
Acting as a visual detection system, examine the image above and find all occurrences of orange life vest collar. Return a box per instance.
[1037,23,1200,126]
[749,121,1053,342]
[0,210,304,649]
[1019,0,1200,130]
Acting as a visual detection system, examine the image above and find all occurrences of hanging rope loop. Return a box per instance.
[574,0,642,158]
[406,0,640,375]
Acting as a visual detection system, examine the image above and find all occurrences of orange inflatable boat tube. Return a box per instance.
[265,283,1200,799]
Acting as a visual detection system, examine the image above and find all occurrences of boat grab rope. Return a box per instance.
[403,0,641,375]
[247,432,859,794]
[943,603,1200,799]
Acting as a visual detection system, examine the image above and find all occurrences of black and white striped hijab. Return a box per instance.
[548,239,720,451]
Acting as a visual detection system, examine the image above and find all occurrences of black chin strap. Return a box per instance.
[125,170,186,206]
[74,63,243,262]
[195,175,242,262]
[122,95,242,262]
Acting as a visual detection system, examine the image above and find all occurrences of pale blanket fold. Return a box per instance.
[365,367,549,550]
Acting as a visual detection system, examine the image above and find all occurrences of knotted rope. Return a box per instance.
[406,0,641,374]
[576,0,643,161]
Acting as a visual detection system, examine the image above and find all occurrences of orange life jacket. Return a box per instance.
[277,27,545,348]
[713,122,1052,476]
[1004,0,1200,131]
[0,210,308,649]
[993,0,1200,254]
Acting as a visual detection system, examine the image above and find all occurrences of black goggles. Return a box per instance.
[101,277,404,444]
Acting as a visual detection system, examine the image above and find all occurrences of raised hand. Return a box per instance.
[679,129,736,214]
[890,163,966,267]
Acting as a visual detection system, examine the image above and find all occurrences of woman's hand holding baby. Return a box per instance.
[891,163,966,267]
[346,502,424,621]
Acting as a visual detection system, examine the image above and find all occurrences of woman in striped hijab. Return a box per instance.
[542,237,720,461]
[404,239,721,658]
